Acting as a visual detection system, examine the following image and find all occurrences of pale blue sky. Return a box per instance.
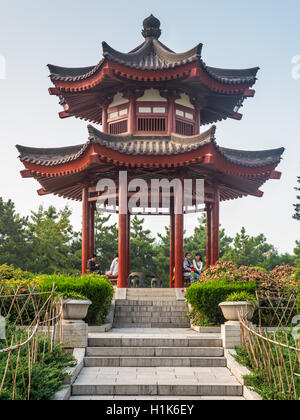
[0,0,299,253]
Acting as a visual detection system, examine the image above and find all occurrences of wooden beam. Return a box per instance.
[20,169,33,178]
[270,171,282,180]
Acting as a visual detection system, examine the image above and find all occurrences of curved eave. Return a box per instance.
[16,127,284,182]
[49,59,257,95]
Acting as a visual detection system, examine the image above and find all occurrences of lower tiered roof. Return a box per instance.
[16,126,284,204]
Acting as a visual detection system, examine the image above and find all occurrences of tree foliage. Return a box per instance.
[0,196,298,275]
[293,176,300,221]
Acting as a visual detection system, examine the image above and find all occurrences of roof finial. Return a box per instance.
[142,14,161,39]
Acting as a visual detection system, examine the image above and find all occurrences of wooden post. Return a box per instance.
[128,96,136,134]
[211,189,220,265]
[89,202,95,257]
[194,105,201,135]
[82,186,89,275]
[167,97,175,135]
[102,105,108,134]
[206,203,212,268]
[118,175,128,288]
[174,179,184,289]
[169,204,175,288]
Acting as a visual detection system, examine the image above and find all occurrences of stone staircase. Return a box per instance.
[70,331,244,400]
[113,289,190,328]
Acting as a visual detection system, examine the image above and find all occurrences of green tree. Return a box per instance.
[184,214,232,267]
[153,226,171,286]
[130,216,157,276]
[0,197,30,267]
[294,241,300,267]
[94,213,118,273]
[26,205,75,274]
[293,176,300,221]
[221,227,276,268]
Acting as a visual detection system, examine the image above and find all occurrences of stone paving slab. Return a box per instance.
[70,395,245,400]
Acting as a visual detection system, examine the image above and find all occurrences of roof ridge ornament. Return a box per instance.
[142,14,161,39]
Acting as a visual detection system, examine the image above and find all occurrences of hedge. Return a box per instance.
[185,281,256,325]
[38,274,114,325]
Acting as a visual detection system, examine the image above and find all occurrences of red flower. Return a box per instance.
[181,289,185,293]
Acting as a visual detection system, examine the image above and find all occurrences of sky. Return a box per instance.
[0,0,299,254]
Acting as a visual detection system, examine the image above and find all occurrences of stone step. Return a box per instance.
[84,356,226,368]
[126,289,175,294]
[113,323,190,329]
[86,347,224,357]
[115,300,186,306]
[114,316,188,323]
[71,367,243,397]
[88,336,223,348]
[70,395,245,400]
[115,306,187,313]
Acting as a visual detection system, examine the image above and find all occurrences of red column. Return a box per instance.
[89,202,95,257]
[194,105,201,135]
[167,97,175,135]
[82,186,89,275]
[169,206,175,288]
[128,96,136,134]
[206,204,212,269]
[102,105,108,134]
[118,176,128,288]
[174,180,184,289]
[211,189,220,265]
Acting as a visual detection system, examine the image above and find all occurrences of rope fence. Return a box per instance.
[0,285,63,400]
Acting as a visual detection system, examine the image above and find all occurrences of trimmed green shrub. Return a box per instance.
[225,291,257,303]
[38,274,114,325]
[186,281,256,325]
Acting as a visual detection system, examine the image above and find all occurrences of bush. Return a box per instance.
[200,261,268,285]
[297,295,300,316]
[0,264,37,292]
[225,291,257,303]
[38,274,114,325]
[186,281,256,325]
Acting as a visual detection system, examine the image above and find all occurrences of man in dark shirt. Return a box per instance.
[87,254,100,273]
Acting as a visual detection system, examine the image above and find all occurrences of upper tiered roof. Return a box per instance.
[48,15,259,126]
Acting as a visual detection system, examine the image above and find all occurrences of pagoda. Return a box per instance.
[16,15,284,289]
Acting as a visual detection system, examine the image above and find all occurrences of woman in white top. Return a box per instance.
[108,254,119,276]
[193,254,203,280]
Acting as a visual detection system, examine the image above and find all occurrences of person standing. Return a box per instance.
[193,253,203,281]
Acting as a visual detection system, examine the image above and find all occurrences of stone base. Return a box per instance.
[221,321,242,349]
[62,320,88,349]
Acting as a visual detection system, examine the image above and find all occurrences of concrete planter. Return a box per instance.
[219,301,255,322]
[63,300,92,321]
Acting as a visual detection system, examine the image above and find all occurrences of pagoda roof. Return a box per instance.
[16,125,283,169]
[47,15,259,126]
[49,39,258,85]
[16,125,284,203]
